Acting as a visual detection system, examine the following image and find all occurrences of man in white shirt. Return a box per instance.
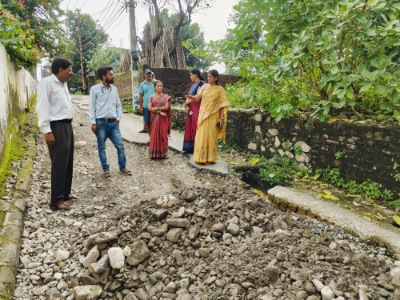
[89,66,132,178]
[36,58,75,210]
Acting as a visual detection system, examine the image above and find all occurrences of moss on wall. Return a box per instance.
[0,94,37,199]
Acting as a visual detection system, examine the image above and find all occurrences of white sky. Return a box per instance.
[61,0,239,49]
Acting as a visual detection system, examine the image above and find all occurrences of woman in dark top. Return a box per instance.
[182,69,205,153]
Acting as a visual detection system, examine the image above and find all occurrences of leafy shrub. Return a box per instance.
[259,155,298,186]
[318,168,394,201]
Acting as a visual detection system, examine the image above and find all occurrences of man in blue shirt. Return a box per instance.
[89,66,132,177]
[138,69,156,133]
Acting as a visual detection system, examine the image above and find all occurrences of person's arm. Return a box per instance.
[184,84,205,106]
[218,107,225,130]
[36,80,51,134]
[36,80,56,146]
[115,88,122,123]
[148,95,153,111]
[138,83,144,113]
[89,86,98,133]
[158,97,170,117]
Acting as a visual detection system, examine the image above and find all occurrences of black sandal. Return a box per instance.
[50,202,72,210]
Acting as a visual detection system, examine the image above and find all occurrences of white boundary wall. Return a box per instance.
[0,42,37,158]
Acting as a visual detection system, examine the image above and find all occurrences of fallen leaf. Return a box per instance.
[393,215,400,226]
[365,197,376,204]
[347,194,362,198]
[363,216,372,222]
[352,201,362,207]
[374,213,387,221]
[250,158,260,165]
[312,173,320,180]
[93,205,105,210]
[252,189,264,197]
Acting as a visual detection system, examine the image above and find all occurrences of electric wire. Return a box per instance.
[100,0,124,29]
[97,0,118,26]
[79,4,125,47]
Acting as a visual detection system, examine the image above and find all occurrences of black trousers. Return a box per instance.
[48,120,74,203]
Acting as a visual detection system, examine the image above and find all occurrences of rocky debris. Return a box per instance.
[12,99,400,299]
[69,185,400,299]
[73,285,102,300]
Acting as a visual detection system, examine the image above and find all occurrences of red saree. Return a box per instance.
[149,94,172,159]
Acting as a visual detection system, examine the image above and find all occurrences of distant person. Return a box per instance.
[89,66,132,177]
[182,69,205,153]
[138,69,156,133]
[185,70,230,164]
[148,80,172,159]
[36,58,75,210]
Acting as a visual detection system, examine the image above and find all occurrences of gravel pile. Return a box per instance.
[72,185,400,300]
[12,101,400,300]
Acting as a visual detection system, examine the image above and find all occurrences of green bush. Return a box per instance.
[259,155,298,186]
[318,168,395,201]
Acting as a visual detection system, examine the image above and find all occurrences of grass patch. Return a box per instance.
[387,199,400,208]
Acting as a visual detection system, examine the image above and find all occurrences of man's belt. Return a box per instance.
[51,119,72,123]
[97,118,116,122]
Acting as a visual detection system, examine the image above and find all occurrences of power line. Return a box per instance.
[65,0,74,10]
[100,1,124,29]
[71,0,80,11]
[102,4,126,30]
[78,5,125,47]
[97,0,118,25]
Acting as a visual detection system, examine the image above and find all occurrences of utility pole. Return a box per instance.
[76,17,86,92]
[128,0,140,110]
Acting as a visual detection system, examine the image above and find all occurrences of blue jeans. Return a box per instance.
[143,107,150,125]
[96,120,126,170]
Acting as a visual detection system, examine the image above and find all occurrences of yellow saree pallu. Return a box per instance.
[193,85,230,163]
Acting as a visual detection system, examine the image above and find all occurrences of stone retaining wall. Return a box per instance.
[172,108,400,194]
[110,68,241,103]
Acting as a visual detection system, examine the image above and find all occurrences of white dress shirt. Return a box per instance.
[36,74,73,134]
[89,83,122,124]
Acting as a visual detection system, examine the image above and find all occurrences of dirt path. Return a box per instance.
[13,102,400,299]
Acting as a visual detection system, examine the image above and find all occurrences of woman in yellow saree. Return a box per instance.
[185,70,230,164]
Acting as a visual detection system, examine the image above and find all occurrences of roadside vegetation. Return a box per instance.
[196,0,400,124]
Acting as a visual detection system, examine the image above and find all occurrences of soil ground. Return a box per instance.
[8,98,400,299]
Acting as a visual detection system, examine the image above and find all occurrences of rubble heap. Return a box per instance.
[75,185,400,300]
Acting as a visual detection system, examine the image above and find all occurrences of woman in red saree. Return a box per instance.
[182,69,205,153]
[148,81,172,159]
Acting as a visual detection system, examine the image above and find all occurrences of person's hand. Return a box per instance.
[184,106,190,114]
[185,95,193,99]
[160,112,166,117]
[218,118,224,130]
[91,124,97,134]
[140,106,143,113]
[114,120,120,124]
[44,132,55,146]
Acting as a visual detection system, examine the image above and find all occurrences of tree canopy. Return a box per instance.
[209,0,400,122]
[0,0,71,70]
[140,0,213,69]
[143,9,211,70]
[65,10,108,85]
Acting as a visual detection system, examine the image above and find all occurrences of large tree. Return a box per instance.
[140,0,213,69]
[141,9,211,70]
[209,0,400,122]
[65,10,108,89]
[0,0,71,70]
